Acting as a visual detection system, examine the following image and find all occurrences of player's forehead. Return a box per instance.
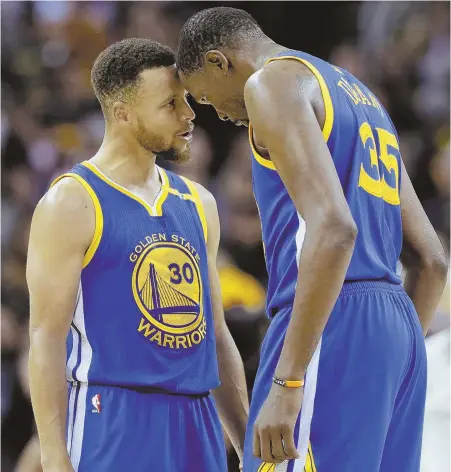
[138,66,184,101]
[177,70,208,102]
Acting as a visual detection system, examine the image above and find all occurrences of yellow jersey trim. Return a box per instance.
[265,55,334,142]
[257,441,316,472]
[153,167,170,216]
[81,161,170,217]
[180,176,208,243]
[257,462,275,472]
[249,124,277,171]
[50,173,103,269]
[305,441,317,472]
[168,187,195,202]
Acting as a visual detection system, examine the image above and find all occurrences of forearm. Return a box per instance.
[14,434,42,472]
[212,327,249,460]
[404,261,448,335]
[29,332,71,468]
[275,223,356,379]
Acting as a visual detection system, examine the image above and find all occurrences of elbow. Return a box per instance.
[321,212,358,250]
[422,250,449,280]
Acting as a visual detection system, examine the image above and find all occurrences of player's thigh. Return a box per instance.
[309,285,416,471]
[183,394,228,472]
[245,284,414,472]
[67,386,227,472]
[379,295,427,472]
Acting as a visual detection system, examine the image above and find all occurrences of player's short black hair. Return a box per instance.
[176,7,265,75]
[91,38,175,114]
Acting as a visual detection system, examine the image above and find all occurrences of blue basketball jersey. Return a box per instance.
[250,50,403,317]
[53,161,220,394]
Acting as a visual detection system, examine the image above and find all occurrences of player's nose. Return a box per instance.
[217,111,229,122]
[181,100,196,121]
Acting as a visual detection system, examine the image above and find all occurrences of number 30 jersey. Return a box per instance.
[52,162,220,393]
[250,50,403,317]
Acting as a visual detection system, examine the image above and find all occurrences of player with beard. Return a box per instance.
[26,39,248,472]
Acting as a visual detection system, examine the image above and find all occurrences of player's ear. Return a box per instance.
[205,50,229,73]
[112,101,131,124]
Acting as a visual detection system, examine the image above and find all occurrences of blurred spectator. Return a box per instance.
[215,131,267,283]
[420,328,450,472]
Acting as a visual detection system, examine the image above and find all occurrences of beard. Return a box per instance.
[136,117,191,163]
[155,146,190,163]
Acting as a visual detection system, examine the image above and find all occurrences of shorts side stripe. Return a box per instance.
[66,383,78,455]
[70,383,88,471]
[293,339,322,472]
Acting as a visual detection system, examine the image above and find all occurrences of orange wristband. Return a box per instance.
[273,376,304,388]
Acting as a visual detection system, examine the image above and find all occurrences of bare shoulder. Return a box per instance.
[31,176,95,250]
[245,59,316,105]
[244,58,325,142]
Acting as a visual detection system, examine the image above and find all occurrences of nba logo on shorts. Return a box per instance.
[91,394,101,413]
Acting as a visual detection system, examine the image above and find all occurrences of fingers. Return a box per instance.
[253,424,300,463]
[253,426,261,459]
[259,428,272,463]
[281,424,299,460]
[268,432,286,463]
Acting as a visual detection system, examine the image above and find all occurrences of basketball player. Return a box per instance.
[26,38,248,472]
[176,7,449,472]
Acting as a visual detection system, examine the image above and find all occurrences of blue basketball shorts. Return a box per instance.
[66,384,227,472]
[244,281,427,472]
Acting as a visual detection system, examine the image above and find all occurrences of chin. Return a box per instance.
[156,145,191,164]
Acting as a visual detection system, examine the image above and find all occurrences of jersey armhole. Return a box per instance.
[50,173,104,268]
[179,176,208,244]
[264,55,334,142]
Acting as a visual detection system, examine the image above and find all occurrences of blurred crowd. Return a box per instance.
[1,2,449,471]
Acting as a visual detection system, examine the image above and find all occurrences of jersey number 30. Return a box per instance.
[358,122,400,205]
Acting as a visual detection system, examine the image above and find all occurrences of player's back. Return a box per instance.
[250,50,403,316]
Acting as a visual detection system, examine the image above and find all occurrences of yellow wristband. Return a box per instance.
[273,376,304,388]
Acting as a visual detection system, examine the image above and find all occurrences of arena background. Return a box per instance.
[1,1,449,471]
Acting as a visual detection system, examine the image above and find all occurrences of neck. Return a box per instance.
[234,39,289,82]
[92,127,157,186]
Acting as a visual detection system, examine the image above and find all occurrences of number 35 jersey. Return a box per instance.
[250,50,403,317]
[52,162,220,394]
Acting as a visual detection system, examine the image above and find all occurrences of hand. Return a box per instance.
[253,384,303,463]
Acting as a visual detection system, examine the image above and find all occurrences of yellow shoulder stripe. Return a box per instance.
[180,177,208,243]
[50,173,103,268]
[264,55,334,142]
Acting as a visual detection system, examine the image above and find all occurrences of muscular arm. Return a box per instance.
[14,434,42,472]
[245,60,357,385]
[399,160,448,335]
[196,184,249,465]
[27,178,94,471]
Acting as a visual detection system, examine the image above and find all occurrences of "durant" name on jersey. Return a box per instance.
[137,317,207,349]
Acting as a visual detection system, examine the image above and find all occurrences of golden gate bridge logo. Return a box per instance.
[139,262,200,325]
[132,242,203,335]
